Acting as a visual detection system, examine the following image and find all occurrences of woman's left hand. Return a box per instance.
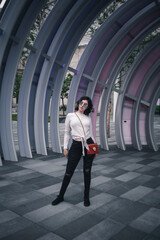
[64,149,68,158]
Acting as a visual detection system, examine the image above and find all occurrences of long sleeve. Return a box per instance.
[63,114,71,149]
[89,117,95,142]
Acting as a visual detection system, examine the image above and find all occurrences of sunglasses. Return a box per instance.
[79,101,88,108]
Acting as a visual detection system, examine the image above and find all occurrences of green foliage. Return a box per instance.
[60,73,73,115]
[61,73,73,99]
[116,28,160,88]
[12,114,51,122]
[88,0,126,36]
[15,1,57,102]
[12,114,17,121]
[13,72,23,103]
[20,0,57,67]
[59,104,66,111]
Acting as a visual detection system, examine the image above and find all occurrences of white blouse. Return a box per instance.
[64,112,95,154]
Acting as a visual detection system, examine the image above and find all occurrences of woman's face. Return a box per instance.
[78,100,88,113]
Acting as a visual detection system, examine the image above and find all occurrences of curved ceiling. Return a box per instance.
[0,0,159,165]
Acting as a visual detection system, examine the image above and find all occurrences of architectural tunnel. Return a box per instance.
[0,0,160,166]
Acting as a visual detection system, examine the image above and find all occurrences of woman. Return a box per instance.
[52,96,96,207]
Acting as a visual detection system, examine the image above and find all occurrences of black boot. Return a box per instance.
[84,197,90,207]
[84,170,91,207]
[52,195,64,205]
[51,174,71,206]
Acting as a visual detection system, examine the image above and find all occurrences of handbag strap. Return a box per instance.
[75,112,86,138]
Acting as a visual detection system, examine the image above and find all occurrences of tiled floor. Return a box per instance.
[0,115,160,239]
[0,147,160,240]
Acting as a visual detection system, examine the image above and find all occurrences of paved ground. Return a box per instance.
[0,115,160,240]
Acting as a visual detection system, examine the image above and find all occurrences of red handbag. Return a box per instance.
[87,143,99,155]
[75,113,99,155]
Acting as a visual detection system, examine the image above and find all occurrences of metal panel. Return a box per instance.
[17,0,74,158]
[50,0,110,153]
[122,36,160,149]
[34,0,109,155]
[34,0,87,155]
[0,0,29,163]
[132,50,160,150]
[0,0,46,161]
[141,69,160,150]
[91,1,158,149]
[68,0,156,151]
[148,85,160,151]
[99,3,159,150]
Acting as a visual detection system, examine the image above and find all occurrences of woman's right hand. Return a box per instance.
[64,149,68,158]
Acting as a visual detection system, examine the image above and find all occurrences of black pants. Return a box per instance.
[59,137,95,199]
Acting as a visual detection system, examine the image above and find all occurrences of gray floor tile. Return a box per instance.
[148,162,160,167]
[115,172,141,182]
[9,172,43,182]
[47,169,66,177]
[0,210,19,224]
[39,206,88,231]
[37,182,66,195]
[142,177,160,188]
[1,169,34,178]
[142,236,160,240]
[110,201,149,224]
[21,161,51,169]
[121,180,140,190]
[105,169,128,178]
[72,218,125,240]
[130,208,160,233]
[24,202,73,223]
[145,168,160,177]
[16,159,45,167]
[122,163,144,171]
[36,232,66,240]
[139,190,160,207]
[111,225,147,240]
[94,179,129,193]
[0,224,49,240]
[0,180,14,187]
[0,205,6,211]
[151,225,160,238]
[151,155,160,160]
[94,198,133,218]
[0,182,32,195]
[126,157,145,163]
[0,165,24,175]
[20,175,60,190]
[113,161,131,169]
[100,167,116,174]
[0,123,160,240]
[91,164,107,172]
[132,175,154,185]
[91,176,111,187]
[1,190,45,208]
[10,195,53,215]
[54,211,105,240]
[106,184,130,197]
[35,164,66,174]
[156,185,160,191]
[138,159,157,165]
[136,166,155,174]
[120,186,153,201]
[0,217,33,238]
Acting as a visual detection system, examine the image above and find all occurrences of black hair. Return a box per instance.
[75,96,94,115]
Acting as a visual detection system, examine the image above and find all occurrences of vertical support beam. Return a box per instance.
[0,0,46,161]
